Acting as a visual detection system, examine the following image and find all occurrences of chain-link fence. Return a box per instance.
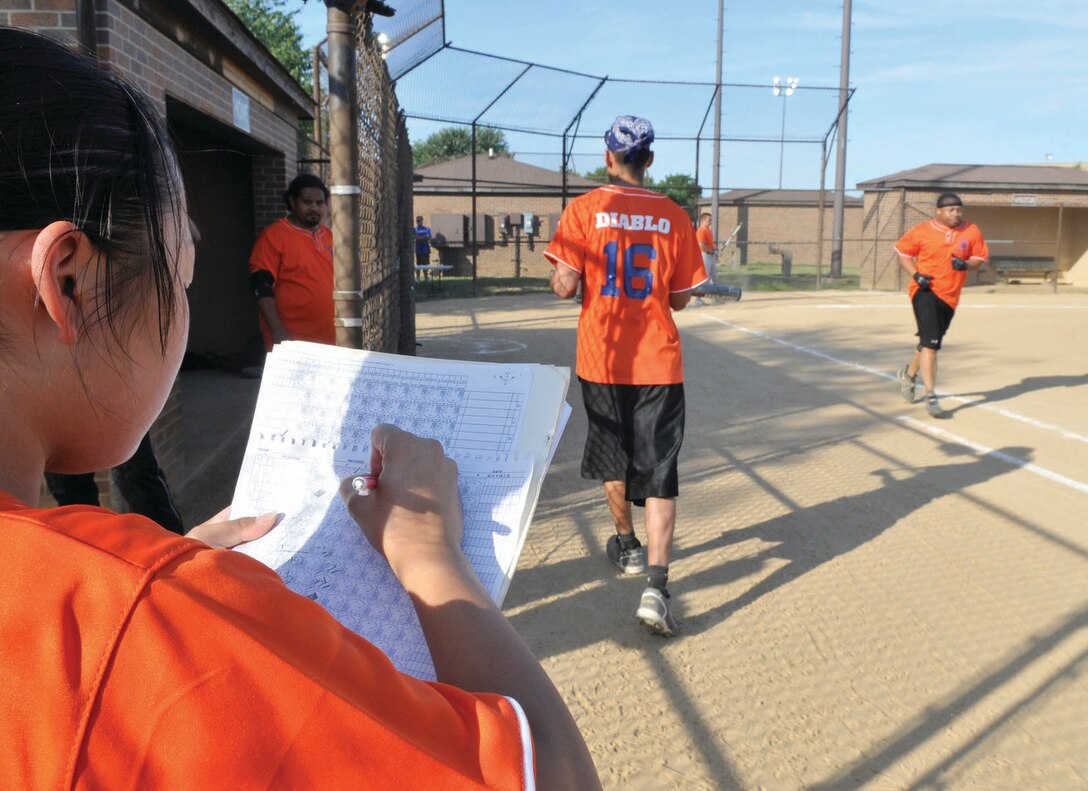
[354,16,416,355]
[371,2,857,288]
[303,17,416,355]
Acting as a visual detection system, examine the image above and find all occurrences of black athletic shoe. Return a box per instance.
[606,534,646,575]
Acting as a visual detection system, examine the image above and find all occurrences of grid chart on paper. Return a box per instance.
[236,351,538,680]
[457,470,531,598]
[238,457,530,681]
[256,358,525,456]
[242,455,441,680]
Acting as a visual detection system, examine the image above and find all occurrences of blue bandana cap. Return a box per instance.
[604,115,654,164]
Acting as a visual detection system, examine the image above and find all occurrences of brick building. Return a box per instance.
[699,189,864,272]
[413,154,599,278]
[857,164,1088,290]
[5,0,313,508]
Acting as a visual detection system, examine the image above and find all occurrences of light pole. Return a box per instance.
[772,76,798,189]
[710,0,724,251]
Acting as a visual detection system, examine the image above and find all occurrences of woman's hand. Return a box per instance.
[338,423,465,582]
[339,424,601,787]
[188,508,280,549]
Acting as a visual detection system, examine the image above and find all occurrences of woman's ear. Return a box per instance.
[29,221,87,345]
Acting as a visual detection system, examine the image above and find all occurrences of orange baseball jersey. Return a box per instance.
[0,491,535,790]
[895,219,989,309]
[695,225,715,252]
[544,185,707,385]
[249,217,336,350]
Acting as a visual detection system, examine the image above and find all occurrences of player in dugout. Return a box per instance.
[0,28,599,790]
[894,192,990,417]
[545,115,708,637]
[248,173,336,351]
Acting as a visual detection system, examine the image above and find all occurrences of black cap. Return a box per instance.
[936,192,963,208]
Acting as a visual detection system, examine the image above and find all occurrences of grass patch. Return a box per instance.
[715,260,861,291]
[413,263,860,301]
[414,276,551,301]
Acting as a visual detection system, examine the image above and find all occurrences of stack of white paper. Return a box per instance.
[230,341,570,680]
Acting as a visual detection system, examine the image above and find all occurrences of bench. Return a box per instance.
[991,256,1057,284]
[414,264,453,281]
[414,264,454,297]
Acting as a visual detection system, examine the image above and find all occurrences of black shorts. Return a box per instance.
[912,289,955,350]
[579,378,685,506]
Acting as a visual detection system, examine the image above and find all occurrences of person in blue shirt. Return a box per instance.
[414,215,433,275]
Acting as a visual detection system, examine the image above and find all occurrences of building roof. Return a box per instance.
[857,163,1088,192]
[702,189,862,207]
[170,0,313,117]
[414,155,600,195]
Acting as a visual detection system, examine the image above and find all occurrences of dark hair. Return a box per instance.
[936,192,963,208]
[0,27,184,352]
[625,147,652,171]
[282,173,329,207]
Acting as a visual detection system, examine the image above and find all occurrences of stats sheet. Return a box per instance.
[231,342,565,680]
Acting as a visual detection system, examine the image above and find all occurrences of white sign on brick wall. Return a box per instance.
[232,87,251,133]
[1011,194,1038,206]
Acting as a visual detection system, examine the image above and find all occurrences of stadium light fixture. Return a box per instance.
[772,76,799,189]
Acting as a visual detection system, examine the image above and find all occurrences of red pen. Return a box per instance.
[351,475,378,496]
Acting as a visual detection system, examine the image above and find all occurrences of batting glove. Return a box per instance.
[913,272,932,290]
[951,257,968,271]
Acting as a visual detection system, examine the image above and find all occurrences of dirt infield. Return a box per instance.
[415,288,1088,791]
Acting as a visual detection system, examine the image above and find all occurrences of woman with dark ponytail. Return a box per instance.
[0,28,598,790]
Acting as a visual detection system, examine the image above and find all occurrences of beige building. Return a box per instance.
[6,0,313,504]
[699,190,864,272]
[413,154,598,278]
[857,164,1088,290]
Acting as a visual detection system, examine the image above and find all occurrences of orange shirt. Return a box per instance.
[544,185,707,385]
[696,225,715,253]
[249,217,336,350]
[0,491,534,790]
[895,219,989,309]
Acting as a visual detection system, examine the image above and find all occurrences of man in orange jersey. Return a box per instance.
[696,211,717,283]
[249,174,336,351]
[895,192,989,417]
[545,115,708,636]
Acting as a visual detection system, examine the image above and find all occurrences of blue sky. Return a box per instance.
[290,0,1086,193]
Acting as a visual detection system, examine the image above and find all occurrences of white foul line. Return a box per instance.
[698,314,896,379]
[696,314,1088,446]
[898,417,1088,495]
[808,304,1088,310]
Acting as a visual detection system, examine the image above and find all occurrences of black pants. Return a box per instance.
[912,289,955,350]
[579,379,685,506]
[45,433,184,534]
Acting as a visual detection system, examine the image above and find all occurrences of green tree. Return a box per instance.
[224,0,312,91]
[582,165,609,183]
[653,173,701,218]
[412,126,509,168]
[579,168,700,217]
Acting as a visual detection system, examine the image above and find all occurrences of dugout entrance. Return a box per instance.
[856,165,1088,292]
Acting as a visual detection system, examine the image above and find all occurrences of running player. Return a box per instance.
[545,115,708,636]
[895,192,989,417]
